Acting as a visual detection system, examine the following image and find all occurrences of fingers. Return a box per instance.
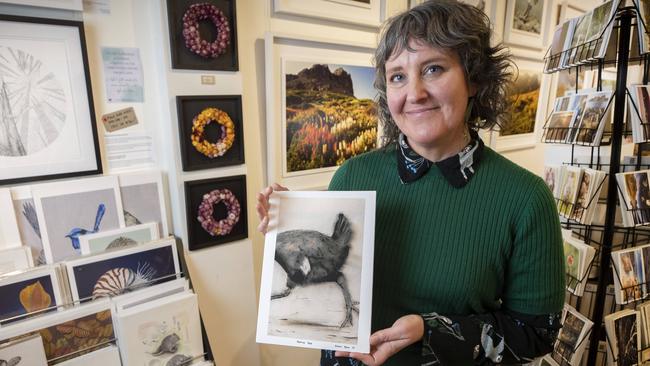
[255,184,288,234]
[334,351,377,365]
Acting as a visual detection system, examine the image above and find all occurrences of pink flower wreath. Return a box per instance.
[182,3,231,59]
[197,188,241,236]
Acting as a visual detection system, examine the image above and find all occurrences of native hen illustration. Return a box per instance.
[273,213,357,327]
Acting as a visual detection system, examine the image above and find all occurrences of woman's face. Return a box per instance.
[385,39,475,161]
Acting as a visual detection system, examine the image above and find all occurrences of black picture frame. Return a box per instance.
[0,15,102,185]
[185,175,248,250]
[176,95,245,171]
[166,0,239,71]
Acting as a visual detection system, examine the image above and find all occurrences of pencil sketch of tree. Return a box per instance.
[0,46,66,157]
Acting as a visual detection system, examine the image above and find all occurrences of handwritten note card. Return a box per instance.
[101,47,144,103]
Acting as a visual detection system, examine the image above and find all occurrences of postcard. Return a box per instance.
[0,333,47,366]
[546,111,576,143]
[574,91,613,145]
[32,176,126,263]
[118,170,169,238]
[79,222,159,255]
[552,304,593,366]
[63,238,180,302]
[10,186,46,266]
[558,166,582,218]
[115,291,203,365]
[257,191,376,353]
[604,309,638,366]
[612,249,645,304]
[0,188,21,250]
[0,265,64,325]
[0,247,33,275]
[55,345,121,366]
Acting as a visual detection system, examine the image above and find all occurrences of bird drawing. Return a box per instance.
[65,203,106,250]
[273,213,357,327]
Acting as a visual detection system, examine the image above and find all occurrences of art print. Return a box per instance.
[0,189,20,250]
[0,334,47,366]
[546,111,575,143]
[617,251,644,303]
[0,266,62,325]
[563,240,581,292]
[32,176,125,263]
[0,15,101,185]
[116,292,202,366]
[257,191,375,352]
[79,222,159,255]
[500,69,540,136]
[553,312,585,364]
[504,0,549,50]
[0,247,33,275]
[184,175,248,250]
[118,170,169,238]
[11,186,46,266]
[614,313,638,365]
[55,345,121,366]
[283,60,377,176]
[273,0,383,27]
[65,239,179,302]
[574,91,612,145]
[558,167,581,217]
[634,85,650,139]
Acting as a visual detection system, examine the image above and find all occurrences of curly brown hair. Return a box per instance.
[374,0,513,146]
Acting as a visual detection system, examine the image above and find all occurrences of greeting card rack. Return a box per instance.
[0,237,215,364]
[543,3,650,365]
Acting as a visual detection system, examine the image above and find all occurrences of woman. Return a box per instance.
[257,1,564,365]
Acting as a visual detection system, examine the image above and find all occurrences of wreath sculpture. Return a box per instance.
[191,107,235,158]
[182,3,231,59]
[197,188,241,236]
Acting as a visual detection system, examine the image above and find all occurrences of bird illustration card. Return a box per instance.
[118,170,170,238]
[63,238,180,303]
[78,222,159,255]
[114,291,203,366]
[0,265,64,326]
[31,175,126,263]
[10,186,46,266]
[0,333,47,366]
[256,190,376,353]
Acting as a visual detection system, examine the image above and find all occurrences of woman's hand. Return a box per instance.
[255,183,288,234]
[335,314,424,366]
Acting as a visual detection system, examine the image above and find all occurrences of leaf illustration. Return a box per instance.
[19,281,51,313]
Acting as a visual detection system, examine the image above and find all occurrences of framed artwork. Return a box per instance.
[118,170,170,238]
[0,265,64,325]
[496,59,550,152]
[265,33,378,189]
[0,247,34,275]
[112,278,189,313]
[32,176,126,264]
[273,0,384,28]
[0,299,114,364]
[166,0,238,71]
[56,345,121,366]
[0,15,102,185]
[114,291,203,365]
[79,222,159,255]
[0,334,47,366]
[410,0,493,15]
[0,0,82,10]
[257,191,376,353]
[184,175,248,250]
[63,238,180,303]
[0,188,21,249]
[10,186,46,266]
[176,95,245,171]
[504,0,549,50]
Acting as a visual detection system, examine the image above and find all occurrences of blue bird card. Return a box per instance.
[257,190,376,353]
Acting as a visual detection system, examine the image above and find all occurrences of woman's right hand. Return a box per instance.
[256,183,288,234]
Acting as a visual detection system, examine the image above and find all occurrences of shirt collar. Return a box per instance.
[396,129,484,188]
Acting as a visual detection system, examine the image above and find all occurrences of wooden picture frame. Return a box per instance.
[273,0,384,28]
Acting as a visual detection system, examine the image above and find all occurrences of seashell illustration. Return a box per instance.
[0,357,21,366]
[166,355,192,366]
[92,263,157,299]
[55,323,91,337]
[106,236,137,250]
[19,281,52,313]
[151,333,180,356]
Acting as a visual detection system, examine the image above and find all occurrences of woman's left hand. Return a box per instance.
[335,314,424,366]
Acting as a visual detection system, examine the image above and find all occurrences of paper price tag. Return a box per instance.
[101,107,139,132]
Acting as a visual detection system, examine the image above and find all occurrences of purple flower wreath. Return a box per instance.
[182,3,231,59]
[197,188,241,236]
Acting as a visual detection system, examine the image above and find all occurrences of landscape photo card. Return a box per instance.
[64,238,180,303]
[79,222,159,255]
[32,176,125,264]
[257,190,376,353]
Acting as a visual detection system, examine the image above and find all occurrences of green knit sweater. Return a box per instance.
[328,145,565,364]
